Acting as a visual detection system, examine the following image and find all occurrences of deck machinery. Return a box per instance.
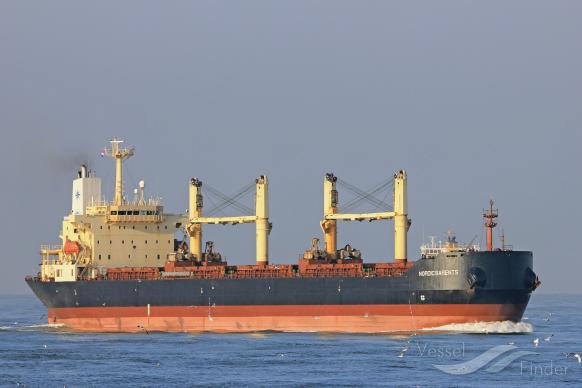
[26,138,539,333]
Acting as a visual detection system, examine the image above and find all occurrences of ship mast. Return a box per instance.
[321,173,338,259]
[483,199,498,251]
[103,138,134,205]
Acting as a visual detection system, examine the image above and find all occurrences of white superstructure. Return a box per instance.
[420,234,480,259]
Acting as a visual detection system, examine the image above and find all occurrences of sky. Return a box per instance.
[0,1,580,294]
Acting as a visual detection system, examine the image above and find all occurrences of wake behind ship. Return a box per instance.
[26,138,539,333]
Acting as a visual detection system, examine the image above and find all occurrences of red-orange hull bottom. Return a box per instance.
[48,304,526,333]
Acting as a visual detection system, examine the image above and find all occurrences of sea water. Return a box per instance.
[0,294,580,387]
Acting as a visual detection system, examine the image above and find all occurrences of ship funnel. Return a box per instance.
[72,164,102,216]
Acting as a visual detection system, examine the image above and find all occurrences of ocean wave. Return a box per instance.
[422,320,533,334]
[0,323,65,332]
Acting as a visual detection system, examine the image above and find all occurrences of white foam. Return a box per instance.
[0,323,64,331]
[22,323,65,329]
[422,320,533,334]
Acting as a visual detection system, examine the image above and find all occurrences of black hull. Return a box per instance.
[27,251,535,309]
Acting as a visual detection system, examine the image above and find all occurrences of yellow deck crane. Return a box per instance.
[321,170,410,263]
[187,176,271,266]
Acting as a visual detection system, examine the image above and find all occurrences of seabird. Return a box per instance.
[566,353,581,363]
[543,312,552,322]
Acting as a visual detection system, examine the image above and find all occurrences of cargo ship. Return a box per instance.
[26,138,540,333]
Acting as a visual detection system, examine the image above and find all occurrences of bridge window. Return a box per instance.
[110,211,117,215]
[133,211,139,215]
[98,254,101,260]
[108,255,111,260]
[157,254,160,260]
[118,211,126,215]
